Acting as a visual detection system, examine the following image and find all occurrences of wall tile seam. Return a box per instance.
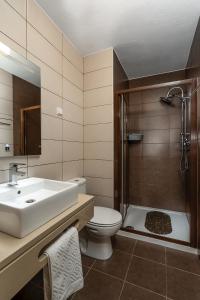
[129,100,171,105]
[27,27,62,74]
[83,66,85,175]
[84,158,113,161]
[26,20,62,54]
[84,103,113,109]
[62,53,83,74]
[62,74,83,92]
[42,113,83,126]
[63,120,83,128]
[3,0,84,73]
[40,86,62,99]
[62,159,84,163]
[84,122,113,126]
[83,141,113,143]
[27,160,83,167]
[41,86,61,97]
[133,114,172,119]
[83,65,113,75]
[41,88,83,109]
[32,0,84,73]
[30,0,83,70]
[27,51,62,77]
[83,84,113,91]
[0,24,27,56]
[27,162,63,167]
[27,50,83,90]
[63,54,83,74]
[27,20,84,73]
[0,164,28,172]
[62,140,83,143]
[40,138,63,143]
[83,122,113,126]
[86,192,114,198]
[4,0,26,20]
[26,52,83,93]
[62,76,83,93]
[83,175,113,179]
[84,84,113,92]
[62,138,84,143]
[0,80,13,88]
[84,159,114,162]
[84,141,113,144]
[27,160,63,167]
[128,128,181,131]
[61,32,64,181]
[84,104,113,109]
[62,97,84,109]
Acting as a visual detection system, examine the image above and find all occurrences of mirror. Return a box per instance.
[0,42,41,157]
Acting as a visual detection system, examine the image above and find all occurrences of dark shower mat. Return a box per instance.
[145,211,172,235]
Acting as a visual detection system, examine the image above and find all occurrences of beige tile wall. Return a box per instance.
[0,0,84,182]
[83,49,114,208]
[0,1,115,203]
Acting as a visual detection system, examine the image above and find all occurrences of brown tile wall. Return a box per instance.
[128,86,187,212]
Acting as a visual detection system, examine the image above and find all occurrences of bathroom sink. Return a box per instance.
[0,177,79,238]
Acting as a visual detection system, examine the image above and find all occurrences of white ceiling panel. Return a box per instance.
[36,0,200,78]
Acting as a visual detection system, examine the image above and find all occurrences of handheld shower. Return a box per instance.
[160,86,190,173]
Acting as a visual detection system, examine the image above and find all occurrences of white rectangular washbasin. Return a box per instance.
[0,177,79,238]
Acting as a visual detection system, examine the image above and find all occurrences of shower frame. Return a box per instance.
[114,78,198,247]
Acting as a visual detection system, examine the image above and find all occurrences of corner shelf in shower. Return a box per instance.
[128,133,143,143]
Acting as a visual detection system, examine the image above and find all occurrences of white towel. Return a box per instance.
[43,227,84,300]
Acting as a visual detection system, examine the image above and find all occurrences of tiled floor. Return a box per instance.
[13,235,200,300]
[123,205,190,242]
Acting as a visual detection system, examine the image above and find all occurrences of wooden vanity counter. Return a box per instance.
[0,194,94,300]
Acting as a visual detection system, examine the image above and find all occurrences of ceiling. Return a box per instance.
[36,0,200,78]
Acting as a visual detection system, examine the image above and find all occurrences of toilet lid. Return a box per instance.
[88,206,122,226]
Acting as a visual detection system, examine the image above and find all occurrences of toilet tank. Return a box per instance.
[68,178,86,194]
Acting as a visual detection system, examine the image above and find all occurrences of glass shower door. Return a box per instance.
[120,94,129,222]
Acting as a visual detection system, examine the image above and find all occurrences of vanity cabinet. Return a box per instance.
[0,195,94,300]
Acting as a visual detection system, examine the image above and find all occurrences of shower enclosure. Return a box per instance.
[116,78,198,246]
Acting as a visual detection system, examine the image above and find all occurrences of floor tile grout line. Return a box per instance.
[91,266,124,282]
[122,239,167,298]
[132,253,166,266]
[82,259,96,278]
[130,248,200,277]
[124,281,167,299]
[71,259,96,299]
[166,265,200,277]
[118,240,138,299]
[81,238,200,300]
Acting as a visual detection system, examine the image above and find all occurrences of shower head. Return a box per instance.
[160,86,184,105]
[160,96,173,105]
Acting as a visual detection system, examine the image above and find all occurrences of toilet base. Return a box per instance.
[80,232,113,260]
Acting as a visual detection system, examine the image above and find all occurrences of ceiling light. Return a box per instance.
[0,42,11,56]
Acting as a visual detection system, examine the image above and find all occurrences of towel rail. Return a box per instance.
[0,201,94,300]
[38,220,80,264]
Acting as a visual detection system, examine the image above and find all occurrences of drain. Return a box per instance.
[25,199,36,204]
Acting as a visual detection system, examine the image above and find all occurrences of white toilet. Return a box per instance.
[69,178,122,260]
[84,206,122,260]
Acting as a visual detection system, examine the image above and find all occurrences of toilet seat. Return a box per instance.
[88,206,122,227]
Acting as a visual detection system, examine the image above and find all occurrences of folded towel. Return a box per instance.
[43,227,83,300]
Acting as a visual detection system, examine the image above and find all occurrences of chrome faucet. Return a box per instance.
[8,163,26,186]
